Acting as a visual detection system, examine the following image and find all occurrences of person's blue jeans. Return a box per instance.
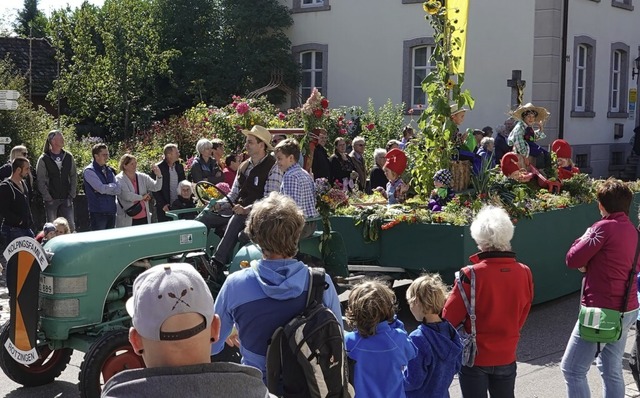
[44,198,76,232]
[0,226,35,298]
[561,308,638,398]
[459,361,517,398]
[89,212,116,231]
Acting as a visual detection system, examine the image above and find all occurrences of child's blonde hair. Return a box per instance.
[345,280,397,337]
[406,273,449,316]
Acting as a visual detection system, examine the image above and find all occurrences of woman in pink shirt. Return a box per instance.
[561,178,640,397]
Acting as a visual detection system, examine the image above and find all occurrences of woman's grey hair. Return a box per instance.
[470,205,514,252]
[373,148,387,161]
[176,180,193,196]
[480,137,494,150]
[196,139,212,156]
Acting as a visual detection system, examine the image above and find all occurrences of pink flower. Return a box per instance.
[366,123,375,131]
[339,128,347,135]
[321,98,329,109]
[278,112,286,120]
[408,108,414,115]
[338,121,343,127]
[236,102,250,115]
[215,182,231,195]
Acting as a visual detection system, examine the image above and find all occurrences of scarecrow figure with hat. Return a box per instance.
[376,148,409,204]
[427,169,455,212]
[508,103,551,170]
[551,139,580,180]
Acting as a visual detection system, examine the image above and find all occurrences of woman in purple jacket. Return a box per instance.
[561,178,640,397]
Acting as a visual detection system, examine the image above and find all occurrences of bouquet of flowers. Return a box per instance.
[302,88,329,132]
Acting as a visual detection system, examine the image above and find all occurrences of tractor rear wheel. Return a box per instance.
[0,321,72,387]
[78,329,145,398]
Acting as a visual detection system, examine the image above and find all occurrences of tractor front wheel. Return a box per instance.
[78,329,145,398]
[0,321,72,387]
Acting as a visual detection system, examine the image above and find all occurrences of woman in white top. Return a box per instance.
[115,154,163,227]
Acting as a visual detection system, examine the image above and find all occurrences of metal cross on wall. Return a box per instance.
[507,70,526,110]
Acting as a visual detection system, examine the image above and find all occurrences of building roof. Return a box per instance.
[0,37,57,96]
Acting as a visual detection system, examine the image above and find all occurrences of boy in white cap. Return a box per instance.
[102,263,274,397]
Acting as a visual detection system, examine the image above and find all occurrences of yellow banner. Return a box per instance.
[446,0,469,74]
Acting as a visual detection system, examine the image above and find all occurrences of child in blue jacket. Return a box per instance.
[404,273,463,397]
[344,280,417,398]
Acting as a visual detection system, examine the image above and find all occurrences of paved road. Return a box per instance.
[1,279,639,397]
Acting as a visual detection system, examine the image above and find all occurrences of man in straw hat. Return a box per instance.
[507,103,551,169]
[198,125,283,278]
[101,263,274,397]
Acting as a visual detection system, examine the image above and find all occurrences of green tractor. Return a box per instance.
[0,183,348,397]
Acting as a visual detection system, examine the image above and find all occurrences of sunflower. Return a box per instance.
[423,0,441,15]
[446,79,455,90]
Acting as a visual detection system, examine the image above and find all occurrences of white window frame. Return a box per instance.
[299,51,323,101]
[301,0,324,7]
[574,44,587,112]
[610,50,621,112]
[411,45,436,109]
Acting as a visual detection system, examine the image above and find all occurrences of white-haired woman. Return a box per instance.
[170,180,196,220]
[443,205,533,398]
[476,137,496,168]
[189,138,224,184]
[369,148,388,193]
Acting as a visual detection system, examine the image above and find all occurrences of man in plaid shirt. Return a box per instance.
[274,138,319,239]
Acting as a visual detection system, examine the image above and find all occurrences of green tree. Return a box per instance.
[0,56,66,166]
[49,0,176,139]
[13,0,48,38]
[215,0,299,105]
[153,0,221,113]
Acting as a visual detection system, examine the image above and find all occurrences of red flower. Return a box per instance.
[277,112,286,120]
[313,109,324,118]
[321,98,329,109]
[366,123,375,131]
[236,102,250,115]
[203,117,208,122]
[339,128,347,135]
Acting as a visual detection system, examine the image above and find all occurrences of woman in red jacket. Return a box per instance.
[443,205,534,398]
[561,178,639,397]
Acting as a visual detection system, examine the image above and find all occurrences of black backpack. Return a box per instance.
[266,267,352,398]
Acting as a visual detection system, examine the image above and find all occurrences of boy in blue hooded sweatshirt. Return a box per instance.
[211,191,342,380]
[404,273,462,397]
[345,280,417,398]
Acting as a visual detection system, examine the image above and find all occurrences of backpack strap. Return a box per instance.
[456,266,476,339]
[266,326,284,394]
[306,267,327,308]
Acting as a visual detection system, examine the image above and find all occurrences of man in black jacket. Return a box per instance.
[311,129,331,180]
[197,126,282,273]
[153,144,186,222]
[35,130,77,231]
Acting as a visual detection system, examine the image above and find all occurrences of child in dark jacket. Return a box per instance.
[404,274,462,398]
[344,280,417,398]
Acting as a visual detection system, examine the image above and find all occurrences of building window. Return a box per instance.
[292,0,330,13]
[575,154,589,169]
[611,0,634,11]
[611,151,624,165]
[292,44,328,107]
[608,43,630,118]
[575,45,587,112]
[403,37,436,114]
[300,51,323,101]
[571,36,596,118]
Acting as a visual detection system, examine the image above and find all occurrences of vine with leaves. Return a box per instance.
[408,1,475,197]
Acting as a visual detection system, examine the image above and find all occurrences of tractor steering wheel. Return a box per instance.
[194,181,235,218]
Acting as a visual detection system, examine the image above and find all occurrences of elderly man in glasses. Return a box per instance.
[349,136,367,191]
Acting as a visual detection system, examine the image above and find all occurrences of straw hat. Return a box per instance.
[241,125,274,150]
[511,103,550,125]
[450,103,468,116]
